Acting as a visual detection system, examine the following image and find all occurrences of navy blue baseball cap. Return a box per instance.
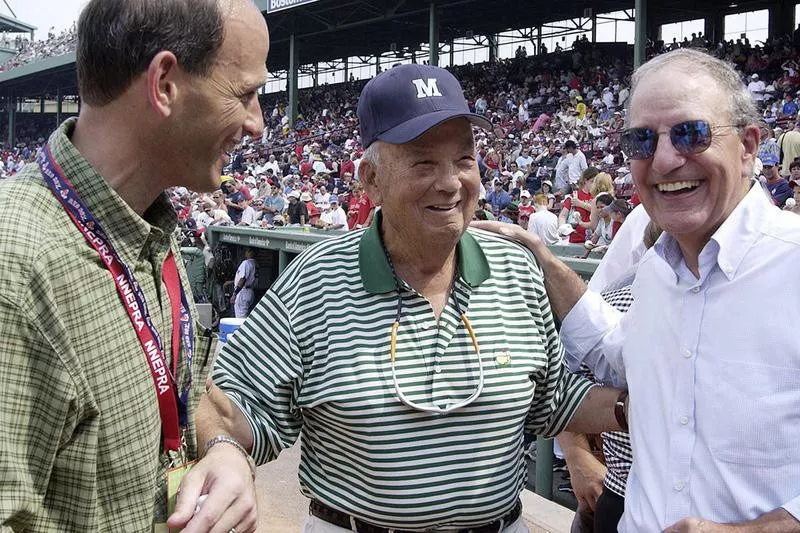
[357,64,492,148]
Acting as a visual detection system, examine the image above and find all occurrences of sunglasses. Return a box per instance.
[620,120,741,160]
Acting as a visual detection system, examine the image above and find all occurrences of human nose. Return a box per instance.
[435,161,463,193]
[243,94,264,141]
[650,130,687,176]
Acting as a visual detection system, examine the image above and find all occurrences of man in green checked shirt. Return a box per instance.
[0,0,267,531]
[176,64,629,532]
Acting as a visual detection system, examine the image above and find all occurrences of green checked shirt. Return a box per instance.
[214,210,594,530]
[0,119,214,532]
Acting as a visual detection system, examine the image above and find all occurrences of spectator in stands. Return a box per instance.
[286,190,307,225]
[318,194,347,230]
[346,181,375,230]
[758,122,781,165]
[222,178,247,224]
[528,193,559,244]
[486,180,512,213]
[541,179,556,209]
[585,192,615,253]
[0,0,267,531]
[565,139,590,187]
[198,63,627,533]
[480,48,800,533]
[262,183,285,225]
[777,116,800,177]
[762,153,793,207]
[559,167,597,244]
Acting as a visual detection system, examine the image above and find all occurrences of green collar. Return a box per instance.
[359,210,491,294]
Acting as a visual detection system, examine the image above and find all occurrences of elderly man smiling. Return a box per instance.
[477,49,800,533]
[182,64,627,532]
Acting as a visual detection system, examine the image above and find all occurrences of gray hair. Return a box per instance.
[77,0,226,107]
[360,141,383,172]
[626,49,759,128]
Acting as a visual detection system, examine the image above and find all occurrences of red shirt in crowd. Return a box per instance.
[340,159,355,178]
[347,193,375,229]
[562,189,593,243]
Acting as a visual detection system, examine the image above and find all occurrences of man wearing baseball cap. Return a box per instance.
[204,64,626,532]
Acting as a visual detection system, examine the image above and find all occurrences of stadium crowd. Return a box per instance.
[5,30,800,235]
[0,23,77,72]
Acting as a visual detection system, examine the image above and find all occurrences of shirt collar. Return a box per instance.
[48,118,178,266]
[653,180,773,282]
[359,210,491,294]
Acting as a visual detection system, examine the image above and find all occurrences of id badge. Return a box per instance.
[164,460,197,533]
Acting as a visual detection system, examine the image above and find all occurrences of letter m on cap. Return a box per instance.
[412,78,443,98]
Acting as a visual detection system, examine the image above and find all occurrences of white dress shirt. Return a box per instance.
[560,184,800,531]
[588,204,651,292]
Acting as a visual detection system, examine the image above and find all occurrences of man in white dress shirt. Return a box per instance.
[476,48,800,533]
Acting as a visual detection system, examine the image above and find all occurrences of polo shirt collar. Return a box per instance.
[359,210,491,294]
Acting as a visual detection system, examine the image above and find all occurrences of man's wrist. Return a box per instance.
[205,435,256,479]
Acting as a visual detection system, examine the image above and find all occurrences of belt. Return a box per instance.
[308,499,522,533]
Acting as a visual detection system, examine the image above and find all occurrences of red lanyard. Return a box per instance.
[38,145,193,452]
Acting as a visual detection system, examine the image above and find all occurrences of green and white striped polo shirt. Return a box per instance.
[213,212,593,529]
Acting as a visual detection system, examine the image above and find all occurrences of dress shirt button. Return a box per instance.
[690,286,700,293]
[682,349,693,359]
[674,481,685,492]
[680,416,690,425]
[721,264,733,274]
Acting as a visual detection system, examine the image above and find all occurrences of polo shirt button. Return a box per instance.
[434,365,442,374]
[683,349,693,359]
[690,286,700,293]
[674,481,685,492]
[680,416,690,425]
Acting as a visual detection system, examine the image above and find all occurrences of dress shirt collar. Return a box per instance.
[653,181,773,283]
[48,118,178,266]
[359,210,491,294]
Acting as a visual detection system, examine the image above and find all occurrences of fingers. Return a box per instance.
[167,468,207,529]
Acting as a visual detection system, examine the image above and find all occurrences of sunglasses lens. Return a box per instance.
[621,128,656,160]
[671,120,712,155]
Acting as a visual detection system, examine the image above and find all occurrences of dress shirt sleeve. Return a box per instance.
[212,289,304,466]
[782,497,800,522]
[559,289,628,388]
[0,293,78,528]
[524,260,595,438]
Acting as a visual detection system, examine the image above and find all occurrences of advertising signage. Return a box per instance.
[266,0,319,13]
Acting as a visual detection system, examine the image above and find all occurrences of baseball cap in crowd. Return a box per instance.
[789,178,800,188]
[520,190,531,198]
[762,153,780,166]
[357,64,492,148]
[541,180,553,190]
[558,223,575,237]
[602,199,633,217]
[300,192,313,202]
[751,73,759,80]
[288,190,301,199]
[329,195,339,204]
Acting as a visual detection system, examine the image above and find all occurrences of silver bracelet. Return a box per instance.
[205,435,256,480]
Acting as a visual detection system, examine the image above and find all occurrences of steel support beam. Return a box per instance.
[7,94,15,148]
[288,33,299,130]
[56,86,62,126]
[429,3,439,67]
[634,0,647,69]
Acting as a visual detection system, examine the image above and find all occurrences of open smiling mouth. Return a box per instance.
[656,180,700,194]
[428,201,460,212]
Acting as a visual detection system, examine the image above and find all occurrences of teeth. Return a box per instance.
[431,203,457,210]
[657,180,700,192]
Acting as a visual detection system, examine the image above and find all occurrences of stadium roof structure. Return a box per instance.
[260,0,778,72]
[0,13,35,35]
[0,0,781,100]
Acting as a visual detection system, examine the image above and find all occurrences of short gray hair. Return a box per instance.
[627,49,759,128]
[361,141,383,171]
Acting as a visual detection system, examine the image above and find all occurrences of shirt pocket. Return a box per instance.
[702,360,800,467]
